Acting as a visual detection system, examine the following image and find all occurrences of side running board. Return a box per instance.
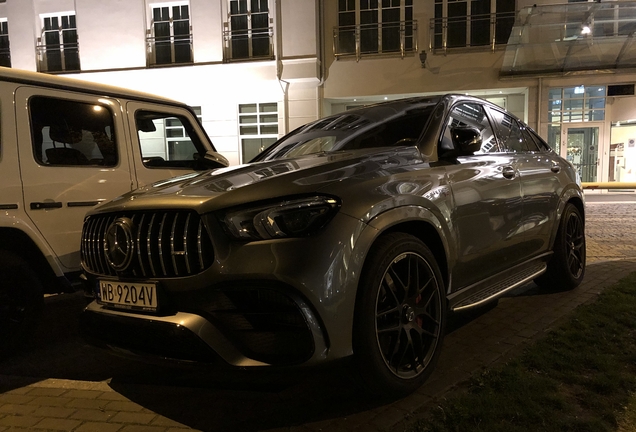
[451,262,546,312]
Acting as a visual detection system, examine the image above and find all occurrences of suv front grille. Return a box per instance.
[81,211,213,278]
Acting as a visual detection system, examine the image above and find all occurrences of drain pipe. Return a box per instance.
[537,77,543,135]
[317,0,326,119]
[275,0,290,135]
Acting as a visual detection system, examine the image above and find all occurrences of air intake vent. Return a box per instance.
[608,84,635,97]
[81,210,213,278]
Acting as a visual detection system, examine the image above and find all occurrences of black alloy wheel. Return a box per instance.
[354,233,446,397]
[534,203,586,291]
[563,207,585,279]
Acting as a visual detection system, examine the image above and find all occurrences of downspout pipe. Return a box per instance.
[275,0,290,135]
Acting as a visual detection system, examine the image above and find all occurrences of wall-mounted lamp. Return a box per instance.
[419,50,427,68]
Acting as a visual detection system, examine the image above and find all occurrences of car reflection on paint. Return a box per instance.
[79,94,585,397]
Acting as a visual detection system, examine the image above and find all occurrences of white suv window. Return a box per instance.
[135,110,204,168]
[30,96,118,167]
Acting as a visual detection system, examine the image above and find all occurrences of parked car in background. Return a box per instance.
[79,94,585,397]
[0,67,227,356]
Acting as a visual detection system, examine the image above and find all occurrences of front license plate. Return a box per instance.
[98,280,158,311]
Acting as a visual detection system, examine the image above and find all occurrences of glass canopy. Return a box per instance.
[501,1,636,77]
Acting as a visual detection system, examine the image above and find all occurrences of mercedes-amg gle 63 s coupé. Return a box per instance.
[80,94,585,397]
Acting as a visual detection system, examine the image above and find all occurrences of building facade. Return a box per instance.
[2,0,636,184]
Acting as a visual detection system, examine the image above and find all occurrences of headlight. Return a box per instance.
[222,196,340,240]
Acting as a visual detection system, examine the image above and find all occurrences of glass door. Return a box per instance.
[563,126,601,182]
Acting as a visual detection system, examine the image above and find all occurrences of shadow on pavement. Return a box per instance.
[0,260,630,431]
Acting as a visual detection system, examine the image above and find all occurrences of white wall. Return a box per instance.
[75,0,146,70]
[5,0,37,70]
[191,0,223,63]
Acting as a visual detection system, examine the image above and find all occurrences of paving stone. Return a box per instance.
[118,425,168,432]
[109,411,156,425]
[75,422,123,432]
[0,415,42,428]
[30,406,76,419]
[31,417,82,431]
[70,408,117,422]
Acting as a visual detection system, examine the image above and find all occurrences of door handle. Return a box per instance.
[502,166,516,179]
[30,202,63,210]
[551,163,561,173]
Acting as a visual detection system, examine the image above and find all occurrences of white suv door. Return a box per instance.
[126,101,211,187]
[15,87,135,271]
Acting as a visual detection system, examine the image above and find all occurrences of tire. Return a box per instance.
[534,203,586,291]
[353,233,446,398]
[0,251,44,357]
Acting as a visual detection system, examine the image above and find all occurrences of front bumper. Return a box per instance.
[82,282,329,367]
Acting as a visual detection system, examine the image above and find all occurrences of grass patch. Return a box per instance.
[404,272,636,432]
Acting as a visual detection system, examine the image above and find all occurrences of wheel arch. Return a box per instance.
[362,206,452,293]
[381,221,449,290]
[548,186,586,248]
[0,227,68,294]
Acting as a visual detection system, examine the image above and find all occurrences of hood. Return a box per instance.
[93,147,428,215]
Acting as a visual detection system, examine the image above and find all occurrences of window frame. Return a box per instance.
[238,102,279,163]
[224,0,273,61]
[37,11,80,73]
[147,1,193,66]
[442,102,501,155]
[336,0,415,59]
[0,18,10,68]
[29,96,118,168]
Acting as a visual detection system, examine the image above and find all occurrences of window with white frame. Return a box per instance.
[336,0,414,59]
[225,0,272,61]
[148,1,192,66]
[238,102,278,162]
[38,13,79,72]
[0,18,9,67]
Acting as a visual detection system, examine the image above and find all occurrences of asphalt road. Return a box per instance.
[1,192,635,432]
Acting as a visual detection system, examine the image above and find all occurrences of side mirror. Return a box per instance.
[195,150,229,170]
[451,126,482,155]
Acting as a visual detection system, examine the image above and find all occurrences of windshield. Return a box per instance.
[252,105,435,162]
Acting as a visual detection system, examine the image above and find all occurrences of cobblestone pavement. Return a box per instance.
[1,194,635,432]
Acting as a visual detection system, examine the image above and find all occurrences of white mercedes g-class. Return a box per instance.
[0,67,227,355]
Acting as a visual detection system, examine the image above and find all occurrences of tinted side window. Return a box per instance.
[521,127,540,151]
[441,102,498,154]
[487,108,528,152]
[136,111,204,168]
[347,109,431,150]
[30,97,117,167]
[527,129,551,151]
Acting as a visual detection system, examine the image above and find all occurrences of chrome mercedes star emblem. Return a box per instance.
[104,217,135,271]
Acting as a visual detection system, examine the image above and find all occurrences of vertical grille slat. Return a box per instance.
[183,213,192,274]
[158,213,168,277]
[170,213,179,276]
[92,217,103,275]
[81,210,212,278]
[147,214,157,277]
[197,220,204,270]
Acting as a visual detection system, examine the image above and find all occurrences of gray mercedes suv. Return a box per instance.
[80,94,585,397]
